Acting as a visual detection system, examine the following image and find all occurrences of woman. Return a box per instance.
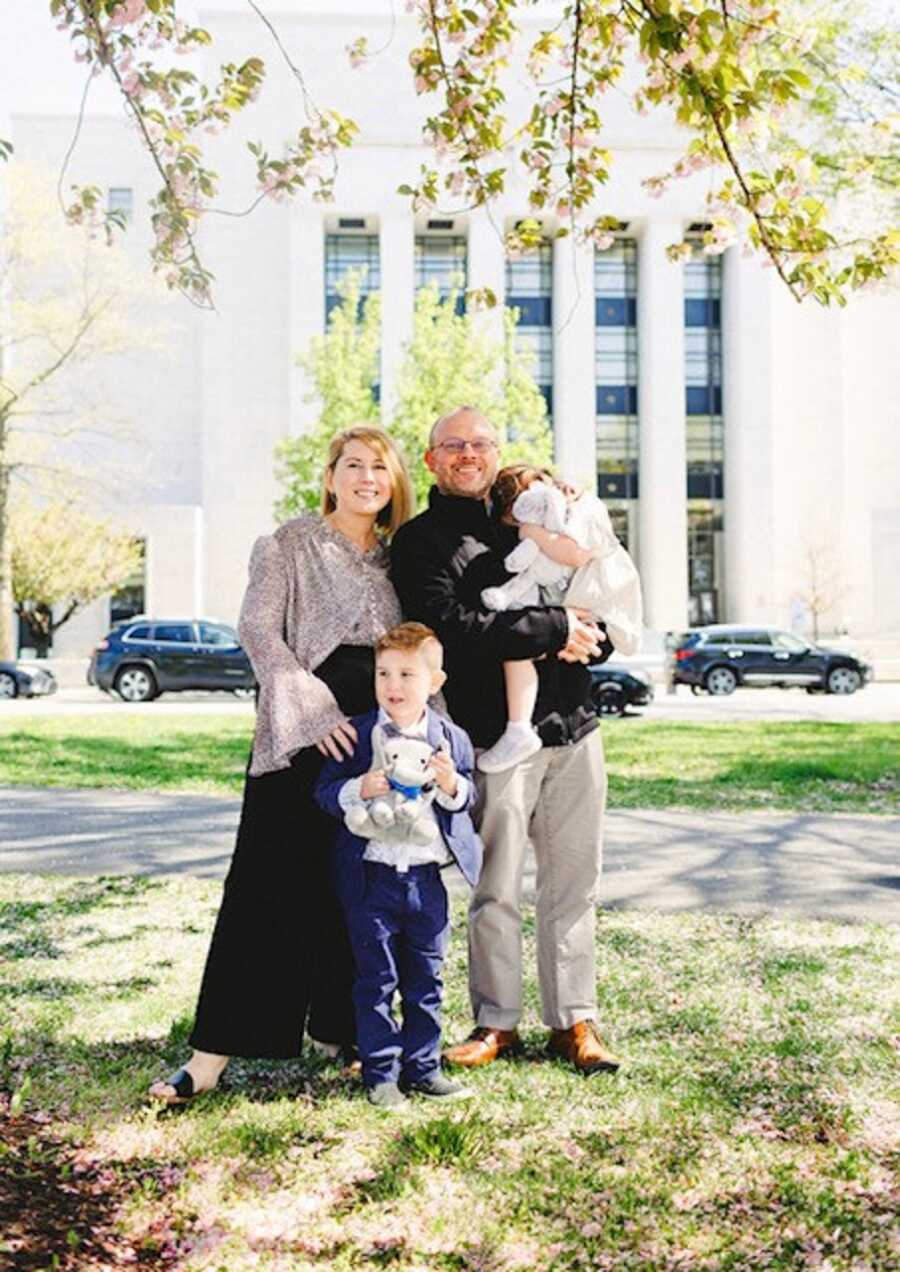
[150,426,414,1103]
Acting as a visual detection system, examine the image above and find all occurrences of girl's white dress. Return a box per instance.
[481,484,644,657]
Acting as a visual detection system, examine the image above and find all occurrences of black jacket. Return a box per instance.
[390,488,609,749]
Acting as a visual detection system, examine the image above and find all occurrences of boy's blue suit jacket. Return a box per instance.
[314,707,484,906]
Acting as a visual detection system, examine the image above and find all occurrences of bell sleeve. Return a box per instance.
[238,534,348,774]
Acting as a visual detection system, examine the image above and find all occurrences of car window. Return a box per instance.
[732,631,773,646]
[124,624,153,641]
[153,624,195,643]
[773,631,807,652]
[199,623,238,647]
[702,632,731,645]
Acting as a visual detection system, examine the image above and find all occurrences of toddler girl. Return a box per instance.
[477,464,643,774]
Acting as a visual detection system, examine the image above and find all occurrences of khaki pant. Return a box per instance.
[469,729,607,1031]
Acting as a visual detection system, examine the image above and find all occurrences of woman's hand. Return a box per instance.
[315,720,358,762]
[360,768,390,799]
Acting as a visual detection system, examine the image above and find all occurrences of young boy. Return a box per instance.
[314,622,483,1111]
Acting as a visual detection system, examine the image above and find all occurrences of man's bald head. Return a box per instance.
[425,406,501,501]
[428,406,497,450]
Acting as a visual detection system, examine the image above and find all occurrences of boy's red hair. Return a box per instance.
[375,622,443,671]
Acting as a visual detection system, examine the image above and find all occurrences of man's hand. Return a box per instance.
[360,768,389,799]
[431,750,459,797]
[558,608,606,664]
[315,720,358,761]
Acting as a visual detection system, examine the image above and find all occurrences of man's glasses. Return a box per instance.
[433,438,498,455]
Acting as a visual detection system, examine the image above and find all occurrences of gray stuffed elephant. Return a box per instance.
[344,723,441,848]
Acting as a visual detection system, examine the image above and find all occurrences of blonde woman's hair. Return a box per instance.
[321,426,415,538]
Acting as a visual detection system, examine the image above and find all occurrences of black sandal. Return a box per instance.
[149,1066,198,1106]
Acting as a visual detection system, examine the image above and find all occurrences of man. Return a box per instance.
[390,406,621,1073]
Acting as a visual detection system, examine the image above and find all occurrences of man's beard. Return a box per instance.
[437,475,493,500]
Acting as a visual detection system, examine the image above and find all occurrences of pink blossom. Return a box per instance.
[544,94,566,118]
[756,192,775,215]
[646,69,666,90]
[108,0,147,29]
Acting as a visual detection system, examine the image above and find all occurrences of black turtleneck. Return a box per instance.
[390,487,606,748]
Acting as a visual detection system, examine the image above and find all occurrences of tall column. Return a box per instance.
[288,208,325,438]
[467,208,506,348]
[722,246,775,622]
[379,209,415,420]
[637,218,688,633]
[552,234,596,488]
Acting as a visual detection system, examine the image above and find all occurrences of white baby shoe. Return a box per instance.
[477,724,542,774]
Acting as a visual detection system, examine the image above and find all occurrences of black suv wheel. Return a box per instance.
[826,665,861,695]
[595,682,627,716]
[114,665,158,703]
[705,665,738,696]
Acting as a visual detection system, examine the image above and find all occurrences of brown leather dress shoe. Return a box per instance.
[443,1027,522,1068]
[547,1021,621,1074]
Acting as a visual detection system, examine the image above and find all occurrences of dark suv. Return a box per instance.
[88,619,255,702]
[669,625,871,696]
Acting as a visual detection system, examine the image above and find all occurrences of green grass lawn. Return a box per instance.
[1,875,898,1270]
[1,714,898,813]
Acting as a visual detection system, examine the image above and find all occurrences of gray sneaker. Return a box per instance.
[366,1082,409,1111]
[402,1073,473,1100]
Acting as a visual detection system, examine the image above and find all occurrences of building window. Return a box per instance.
[110,539,146,626]
[506,241,553,416]
[685,253,724,623]
[415,235,467,312]
[324,232,380,320]
[107,187,133,221]
[595,239,638,553]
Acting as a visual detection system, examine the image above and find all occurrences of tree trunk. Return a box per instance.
[18,605,52,659]
[0,425,13,661]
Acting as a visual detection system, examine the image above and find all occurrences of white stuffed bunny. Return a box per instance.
[481,481,571,611]
[481,479,643,656]
[344,723,441,854]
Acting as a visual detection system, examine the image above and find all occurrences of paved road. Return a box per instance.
[3,787,898,924]
[5,682,900,722]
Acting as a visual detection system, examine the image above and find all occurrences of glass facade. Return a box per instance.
[324,232,380,320]
[506,242,553,416]
[107,187,133,221]
[595,239,638,552]
[110,539,146,626]
[685,253,724,624]
[415,235,467,312]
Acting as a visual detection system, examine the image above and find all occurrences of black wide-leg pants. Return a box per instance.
[188,645,374,1059]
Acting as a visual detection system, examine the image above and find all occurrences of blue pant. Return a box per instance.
[342,861,450,1088]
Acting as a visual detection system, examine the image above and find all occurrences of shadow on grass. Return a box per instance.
[0,1092,184,1271]
[0,876,163,966]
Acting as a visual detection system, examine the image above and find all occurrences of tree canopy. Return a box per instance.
[11,495,143,655]
[0,164,165,658]
[276,274,552,517]
[6,0,896,307]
